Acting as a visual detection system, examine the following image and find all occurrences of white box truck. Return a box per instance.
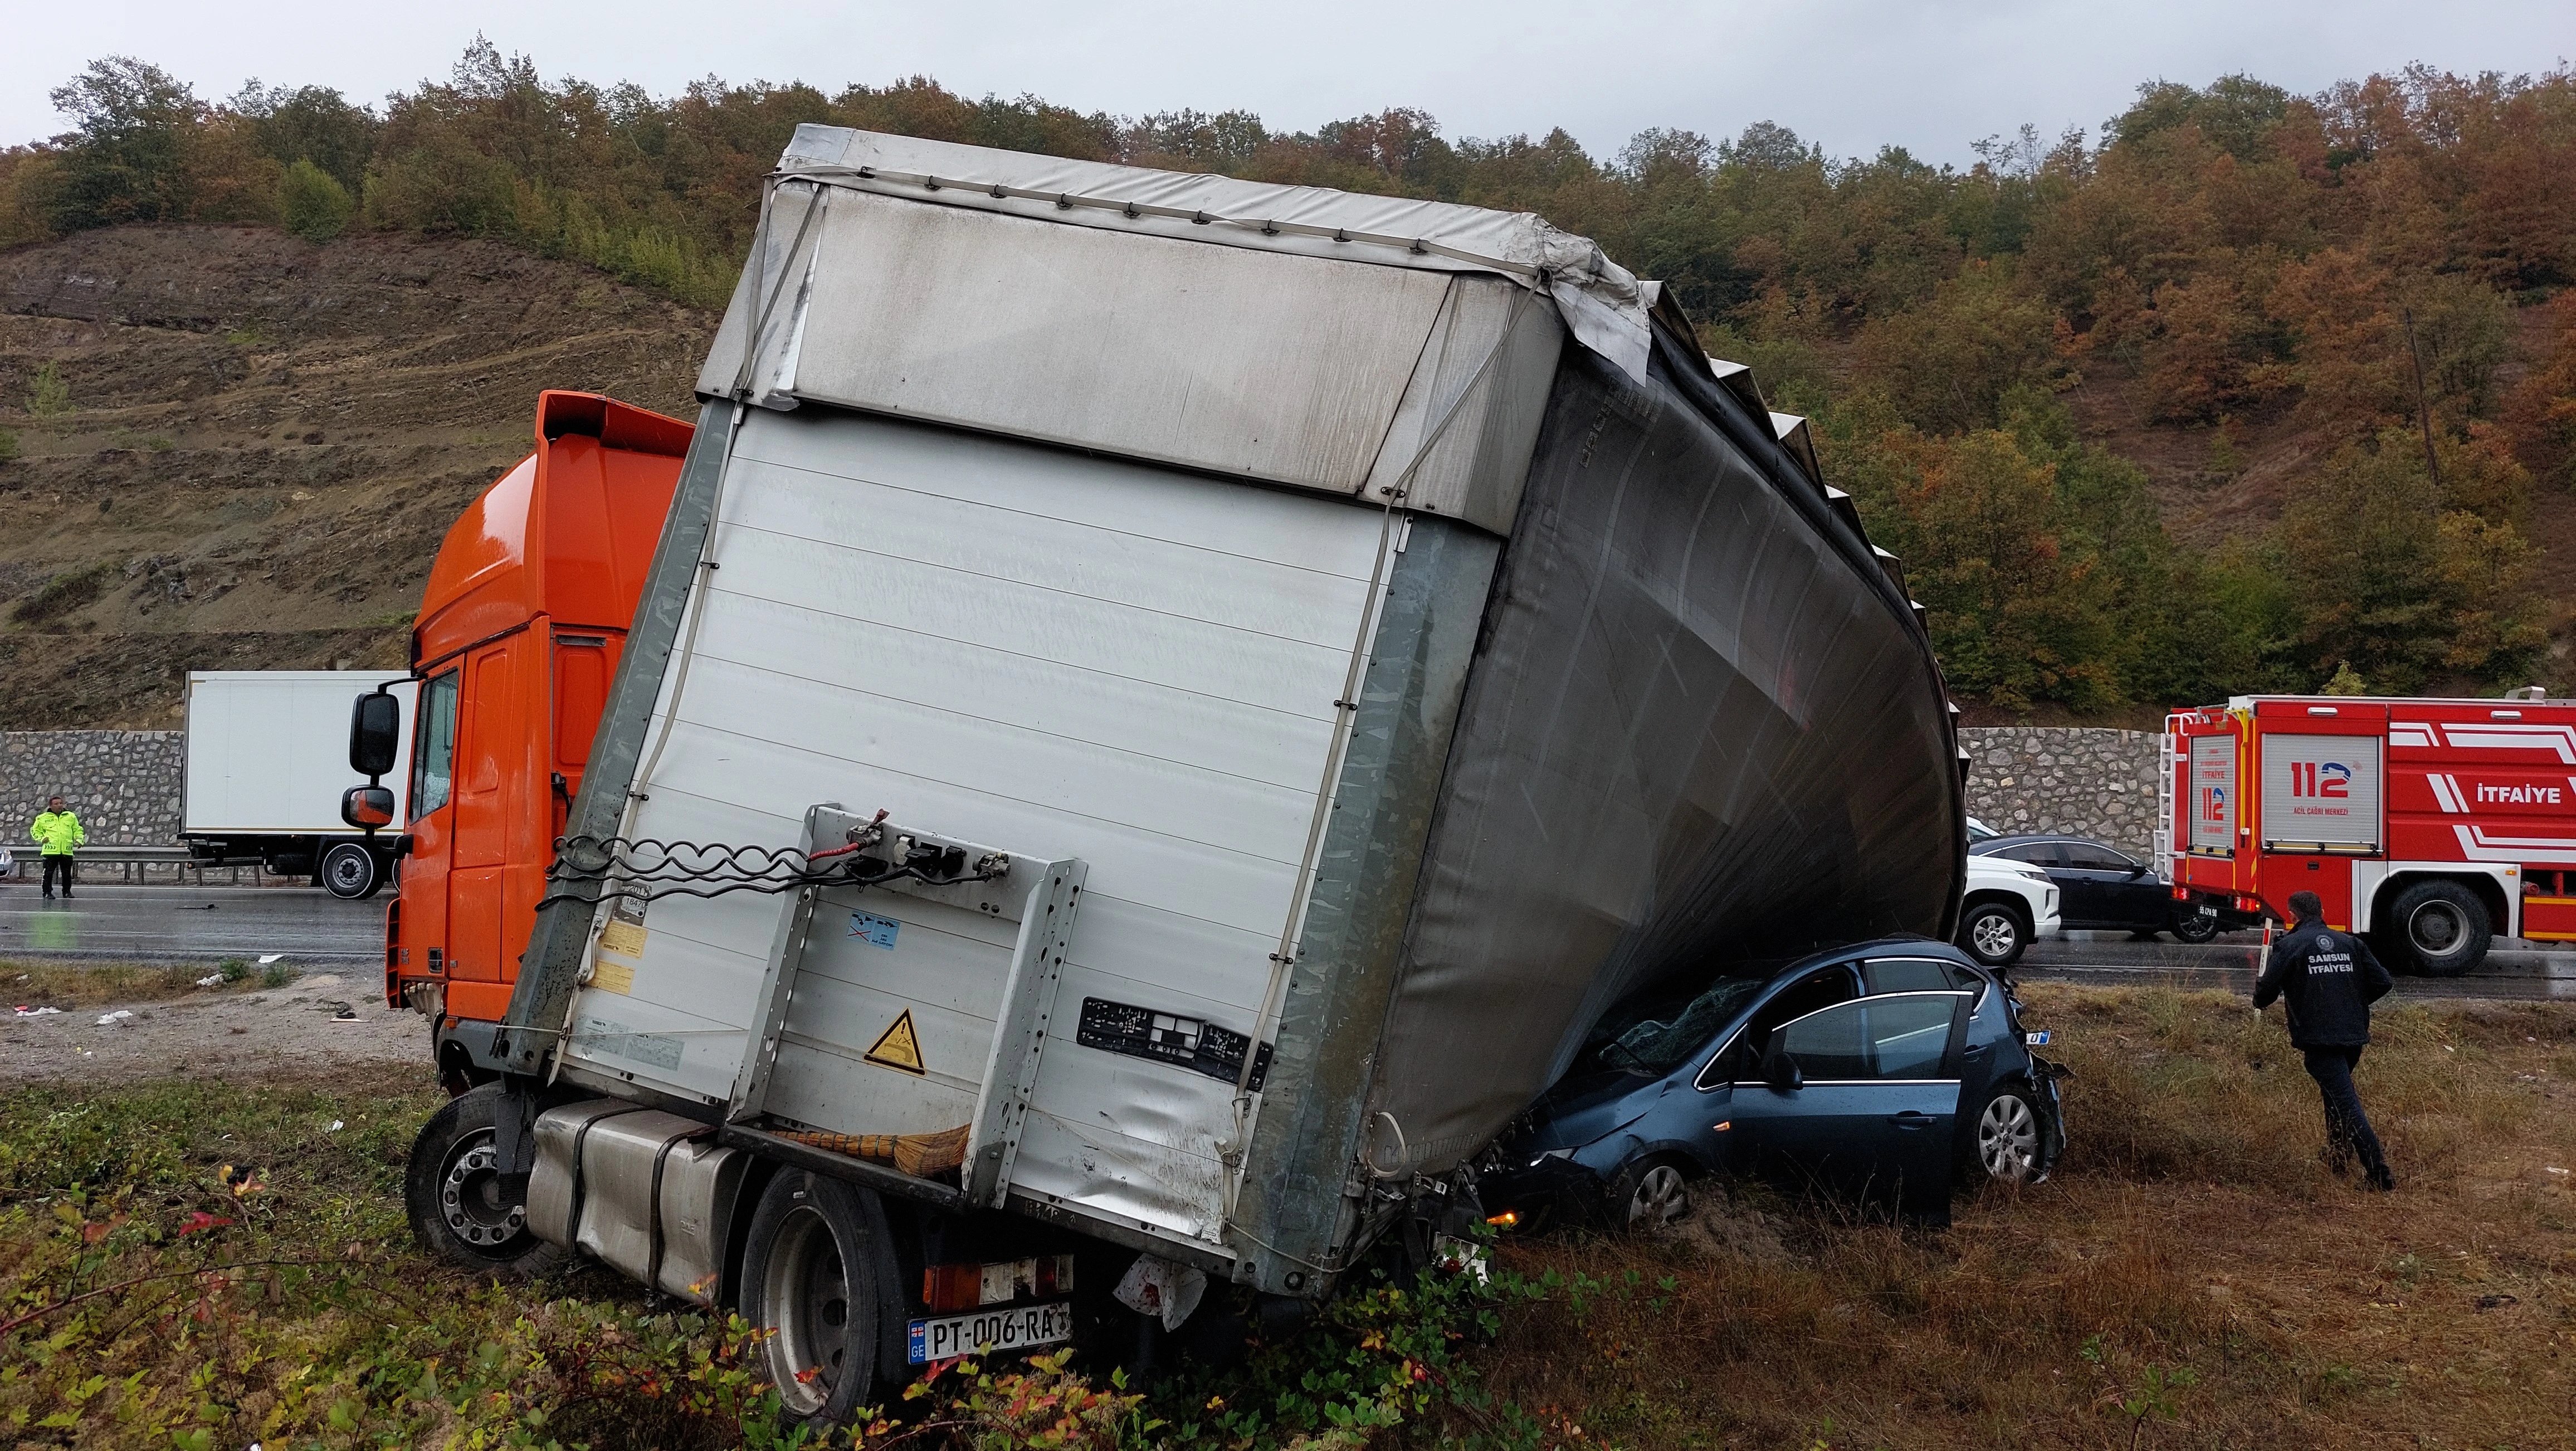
[374,126,1969,1426]
[184,670,416,897]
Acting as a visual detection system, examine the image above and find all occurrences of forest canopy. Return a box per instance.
[4,46,2573,712]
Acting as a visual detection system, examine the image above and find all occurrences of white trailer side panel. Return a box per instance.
[563,408,1388,1247]
[182,672,416,835]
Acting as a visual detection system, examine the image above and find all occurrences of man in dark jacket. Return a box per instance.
[2255,890,2397,1190]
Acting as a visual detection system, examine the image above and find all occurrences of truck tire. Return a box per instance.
[320,841,382,899]
[1957,900,2029,968]
[404,1084,568,1278]
[740,1170,904,1428]
[2385,880,2491,977]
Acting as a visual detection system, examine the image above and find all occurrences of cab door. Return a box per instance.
[445,638,525,992]
[1728,991,1971,1221]
[402,669,461,982]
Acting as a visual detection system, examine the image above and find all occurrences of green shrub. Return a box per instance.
[258,961,294,988]
[279,157,352,241]
[217,957,250,982]
[27,361,70,417]
[0,427,18,461]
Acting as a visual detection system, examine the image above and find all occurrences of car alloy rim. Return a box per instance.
[1978,1094,2039,1180]
[1627,1163,1689,1226]
[2407,902,2461,955]
[763,1205,850,1415]
[439,1129,527,1249]
[1970,913,2018,958]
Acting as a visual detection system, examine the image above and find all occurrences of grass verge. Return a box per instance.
[3,988,2571,1449]
[6,957,290,1010]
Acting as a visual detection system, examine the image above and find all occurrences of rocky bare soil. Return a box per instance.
[0,225,718,728]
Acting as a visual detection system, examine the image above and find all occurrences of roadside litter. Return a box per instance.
[196,973,225,987]
[13,1005,62,1017]
[96,1009,134,1026]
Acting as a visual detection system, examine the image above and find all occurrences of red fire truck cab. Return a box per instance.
[2165,691,2574,976]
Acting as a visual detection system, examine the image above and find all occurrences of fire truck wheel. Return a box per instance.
[2387,880,2491,977]
[404,1085,567,1278]
[741,1170,902,1428]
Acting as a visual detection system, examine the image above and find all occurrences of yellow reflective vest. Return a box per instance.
[31,810,85,856]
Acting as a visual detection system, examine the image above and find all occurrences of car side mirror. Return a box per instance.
[2127,863,2149,878]
[350,690,402,778]
[1762,1043,1802,1092]
[341,784,396,829]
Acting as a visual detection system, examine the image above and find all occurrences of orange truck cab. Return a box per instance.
[375,392,689,1084]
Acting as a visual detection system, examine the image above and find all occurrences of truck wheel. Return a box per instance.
[404,1085,567,1278]
[741,1170,902,1427]
[320,842,382,899]
[1957,901,2028,968]
[2387,880,2490,977]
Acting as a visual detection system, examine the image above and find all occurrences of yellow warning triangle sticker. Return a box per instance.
[863,1009,927,1075]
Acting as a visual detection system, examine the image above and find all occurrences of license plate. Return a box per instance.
[908,1301,1075,1364]
[2196,903,2217,919]
[2025,1030,2052,1046]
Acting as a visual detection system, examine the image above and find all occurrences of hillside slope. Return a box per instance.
[0,226,716,728]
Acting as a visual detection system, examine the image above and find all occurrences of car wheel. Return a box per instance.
[404,1085,568,1278]
[1957,902,2028,968]
[1966,1084,2045,1185]
[2169,910,2221,944]
[740,1170,899,1428]
[321,841,382,899]
[2387,880,2490,977]
[1606,1155,1693,1230]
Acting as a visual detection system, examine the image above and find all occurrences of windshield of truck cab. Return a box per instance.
[1591,970,1775,1076]
[411,670,459,821]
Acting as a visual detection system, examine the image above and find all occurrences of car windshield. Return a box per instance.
[1591,972,1774,1076]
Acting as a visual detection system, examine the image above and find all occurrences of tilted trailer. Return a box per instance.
[357,124,1967,1422]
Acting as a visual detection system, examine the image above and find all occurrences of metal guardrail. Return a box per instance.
[4,845,283,887]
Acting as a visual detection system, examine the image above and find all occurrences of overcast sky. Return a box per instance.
[11,0,2574,165]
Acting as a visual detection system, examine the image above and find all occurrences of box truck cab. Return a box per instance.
[371,391,689,1041]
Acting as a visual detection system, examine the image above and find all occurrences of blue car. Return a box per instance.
[1480,938,2065,1229]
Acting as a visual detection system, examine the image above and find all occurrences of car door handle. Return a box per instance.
[1961,1043,1988,1060]
[1887,1111,1937,1129]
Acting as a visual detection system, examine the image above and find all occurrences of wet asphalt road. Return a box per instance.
[0,884,383,965]
[2020,930,2576,1001]
[3,885,2573,999]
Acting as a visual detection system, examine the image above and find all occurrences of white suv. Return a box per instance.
[1957,817,2060,968]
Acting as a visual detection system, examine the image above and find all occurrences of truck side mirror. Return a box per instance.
[342,785,396,829]
[350,690,402,778]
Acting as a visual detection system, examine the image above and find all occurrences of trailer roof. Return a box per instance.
[748,125,1652,378]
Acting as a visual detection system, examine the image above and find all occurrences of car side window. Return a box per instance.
[1863,958,1958,994]
[2065,842,2136,872]
[1997,842,2063,866]
[1703,965,1857,1087]
[411,669,460,821]
[1770,992,1966,1082]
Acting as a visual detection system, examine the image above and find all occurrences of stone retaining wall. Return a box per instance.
[1959,726,2164,859]
[1,725,2176,865]
[1,731,184,846]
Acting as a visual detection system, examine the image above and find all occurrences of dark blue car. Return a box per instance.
[1480,938,2065,1229]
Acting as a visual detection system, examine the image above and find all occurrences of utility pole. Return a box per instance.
[2402,305,2442,493]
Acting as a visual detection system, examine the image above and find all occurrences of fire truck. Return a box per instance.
[2164,691,2576,976]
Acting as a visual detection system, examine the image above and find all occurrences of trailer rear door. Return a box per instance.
[557,406,1394,1254]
